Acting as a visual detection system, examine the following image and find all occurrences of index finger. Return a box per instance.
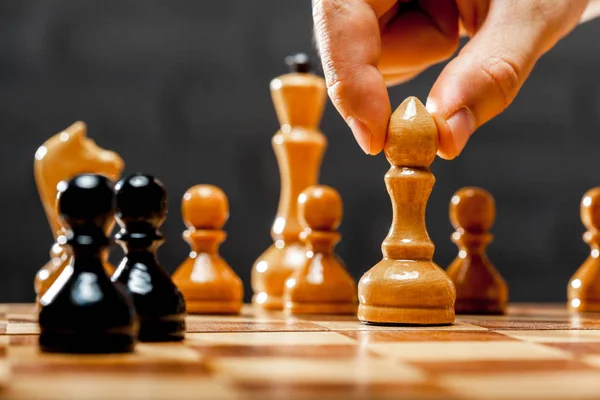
[313,0,396,154]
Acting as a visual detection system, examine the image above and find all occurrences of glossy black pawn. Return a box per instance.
[285,53,311,73]
[111,173,186,342]
[38,174,138,354]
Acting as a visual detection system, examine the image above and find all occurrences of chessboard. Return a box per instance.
[0,303,599,399]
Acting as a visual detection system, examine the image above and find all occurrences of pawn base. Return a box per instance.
[568,299,600,313]
[285,301,357,315]
[186,300,242,315]
[39,330,135,354]
[357,304,455,326]
[138,315,186,342]
[455,299,506,315]
[252,293,283,311]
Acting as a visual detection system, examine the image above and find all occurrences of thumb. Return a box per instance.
[426,0,587,159]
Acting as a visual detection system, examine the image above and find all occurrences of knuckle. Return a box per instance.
[327,80,345,109]
[478,56,522,108]
[325,67,361,110]
[326,67,352,102]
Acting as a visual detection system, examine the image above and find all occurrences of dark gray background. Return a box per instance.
[1,1,600,303]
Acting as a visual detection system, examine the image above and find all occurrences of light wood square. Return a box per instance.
[501,330,600,343]
[368,341,570,362]
[214,357,424,384]
[186,331,355,346]
[439,372,600,400]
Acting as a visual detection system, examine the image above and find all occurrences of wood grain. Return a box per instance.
[568,187,600,312]
[446,187,508,315]
[357,97,456,325]
[0,304,598,399]
[173,185,243,315]
[251,68,327,311]
[284,185,357,315]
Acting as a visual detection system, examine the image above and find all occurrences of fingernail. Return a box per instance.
[446,107,475,155]
[346,116,371,154]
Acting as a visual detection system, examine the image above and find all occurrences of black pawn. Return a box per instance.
[111,173,186,342]
[38,174,138,354]
[285,53,311,73]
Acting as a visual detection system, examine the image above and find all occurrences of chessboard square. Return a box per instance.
[501,330,600,343]
[185,306,287,324]
[410,358,594,375]
[368,341,570,362]
[8,343,209,376]
[186,320,327,333]
[8,374,232,400]
[440,371,600,400]
[458,318,600,330]
[581,354,600,368]
[190,343,378,359]
[541,342,600,356]
[6,320,39,335]
[232,380,454,400]
[339,330,515,343]
[9,335,38,346]
[186,331,354,346]
[214,357,425,385]
[314,320,487,331]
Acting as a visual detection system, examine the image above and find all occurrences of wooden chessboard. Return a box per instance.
[0,303,600,399]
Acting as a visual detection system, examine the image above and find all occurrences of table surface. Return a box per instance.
[0,303,600,400]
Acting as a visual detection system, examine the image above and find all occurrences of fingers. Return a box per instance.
[427,0,588,159]
[313,0,461,154]
[313,0,395,154]
[378,0,459,76]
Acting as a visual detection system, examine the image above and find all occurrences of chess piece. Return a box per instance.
[172,185,243,314]
[34,121,124,301]
[357,97,456,325]
[111,174,186,342]
[251,53,327,310]
[568,187,600,312]
[283,185,357,314]
[446,187,508,314]
[38,174,138,353]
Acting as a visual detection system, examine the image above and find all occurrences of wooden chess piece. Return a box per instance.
[446,187,508,315]
[38,174,138,353]
[283,185,357,315]
[111,174,186,342]
[251,54,327,310]
[568,187,600,312]
[357,97,456,325]
[33,121,124,301]
[172,185,243,314]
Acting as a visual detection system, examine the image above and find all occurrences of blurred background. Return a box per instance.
[2,1,600,303]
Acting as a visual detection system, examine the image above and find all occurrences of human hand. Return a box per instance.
[313,0,590,159]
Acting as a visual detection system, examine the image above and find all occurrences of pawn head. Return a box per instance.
[181,184,229,230]
[56,173,115,230]
[114,173,167,227]
[285,53,311,73]
[384,97,438,168]
[298,185,343,231]
[581,187,600,231]
[449,187,495,233]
